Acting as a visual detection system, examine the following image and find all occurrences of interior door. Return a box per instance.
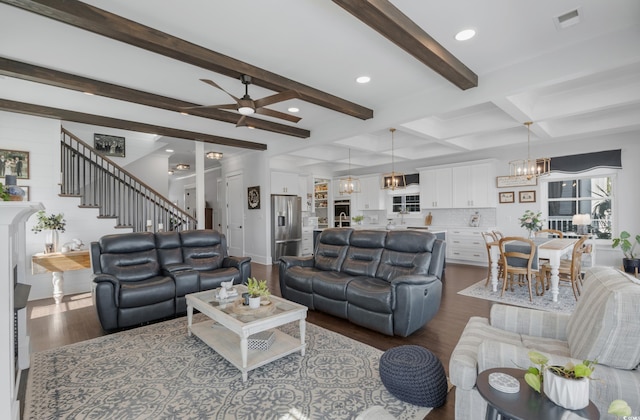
[184,187,196,218]
[226,173,244,257]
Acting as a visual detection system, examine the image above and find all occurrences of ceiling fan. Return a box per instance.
[185,75,301,126]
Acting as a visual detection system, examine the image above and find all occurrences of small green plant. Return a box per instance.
[524,350,596,393]
[612,231,640,259]
[246,277,270,298]
[31,211,66,233]
[608,399,632,417]
[352,215,365,223]
[0,182,10,201]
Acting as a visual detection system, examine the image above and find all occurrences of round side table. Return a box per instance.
[477,368,600,420]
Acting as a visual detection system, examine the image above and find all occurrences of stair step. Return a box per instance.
[59,194,81,198]
[78,205,100,208]
[97,216,118,219]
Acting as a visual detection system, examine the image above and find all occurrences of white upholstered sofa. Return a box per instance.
[449,266,640,418]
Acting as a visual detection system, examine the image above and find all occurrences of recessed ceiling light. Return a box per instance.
[288,107,300,113]
[168,170,174,175]
[356,76,371,84]
[165,149,174,153]
[455,29,476,41]
[180,112,189,116]
[175,163,190,170]
[83,91,95,96]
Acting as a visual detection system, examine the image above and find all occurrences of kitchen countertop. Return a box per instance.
[312,225,447,233]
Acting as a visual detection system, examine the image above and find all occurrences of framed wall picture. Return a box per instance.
[519,190,536,203]
[496,175,537,188]
[247,186,260,209]
[499,191,515,204]
[0,149,30,179]
[94,133,126,157]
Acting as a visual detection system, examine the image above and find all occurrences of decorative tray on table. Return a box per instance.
[231,298,275,316]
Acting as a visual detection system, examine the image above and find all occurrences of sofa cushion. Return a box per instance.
[374,231,434,282]
[567,266,640,369]
[314,229,351,271]
[283,266,317,293]
[99,248,161,281]
[198,267,242,291]
[342,230,386,277]
[347,277,393,313]
[155,231,183,267]
[180,230,226,271]
[119,275,175,308]
[312,271,356,300]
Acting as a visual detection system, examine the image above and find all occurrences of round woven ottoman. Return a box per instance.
[379,345,448,407]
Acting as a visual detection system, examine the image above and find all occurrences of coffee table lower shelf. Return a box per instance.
[190,320,305,381]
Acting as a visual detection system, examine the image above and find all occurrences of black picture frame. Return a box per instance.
[94,133,126,157]
[0,149,30,179]
[247,186,260,209]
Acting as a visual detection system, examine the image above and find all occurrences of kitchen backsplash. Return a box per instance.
[421,208,497,227]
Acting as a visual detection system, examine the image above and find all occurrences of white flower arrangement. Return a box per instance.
[519,210,544,233]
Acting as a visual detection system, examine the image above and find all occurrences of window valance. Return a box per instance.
[550,149,621,173]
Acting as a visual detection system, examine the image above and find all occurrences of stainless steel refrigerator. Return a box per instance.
[271,195,302,264]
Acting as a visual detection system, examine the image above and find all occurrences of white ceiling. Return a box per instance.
[1,0,639,178]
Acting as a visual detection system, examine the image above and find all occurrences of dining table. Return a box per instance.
[489,237,578,302]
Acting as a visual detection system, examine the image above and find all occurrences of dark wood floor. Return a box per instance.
[26,262,491,419]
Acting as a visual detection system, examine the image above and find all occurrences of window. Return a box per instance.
[546,176,612,239]
[392,194,420,213]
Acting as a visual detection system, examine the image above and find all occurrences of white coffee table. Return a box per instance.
[186,285,307,382]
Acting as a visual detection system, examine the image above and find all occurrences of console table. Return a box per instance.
[31,250,91,304]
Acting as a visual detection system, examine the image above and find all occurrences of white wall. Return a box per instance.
[1,112,125,300]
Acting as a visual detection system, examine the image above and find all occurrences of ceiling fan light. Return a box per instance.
[238,106,255,115]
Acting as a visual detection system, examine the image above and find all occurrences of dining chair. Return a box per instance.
[534,229,564,239]
[540,235,589,300]
[481,231,502,287]
[492,230,504,240]
[498,236,540,302]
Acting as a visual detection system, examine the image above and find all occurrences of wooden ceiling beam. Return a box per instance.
[0,99,268,151]
[2,0,374,120]
[332,0,478,90]
[0,57,311,139]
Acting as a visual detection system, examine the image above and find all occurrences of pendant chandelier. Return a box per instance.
[509,122,550,180]
[381,128,406,190]
[338,148,361,195]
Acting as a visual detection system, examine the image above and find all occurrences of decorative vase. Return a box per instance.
[543,368,590,410]
[528,230,535,239]
[248,296,261,309]
[44,229,59,254]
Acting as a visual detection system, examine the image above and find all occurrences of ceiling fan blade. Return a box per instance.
[200,79,240,102]
[181,103,238,111]
[254,90,299,108]
[255,107,302,123]
[236,115,248,127]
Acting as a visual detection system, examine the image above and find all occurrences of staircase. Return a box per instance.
[60,128,196,232]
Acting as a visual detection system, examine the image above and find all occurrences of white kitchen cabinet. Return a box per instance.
[299,175,310,211]
[452,163,496,208]
[419,168,452,209]
[446,227,494,266]
[357,175,386,211]
[301,228,314,256]
[271,171,299,195]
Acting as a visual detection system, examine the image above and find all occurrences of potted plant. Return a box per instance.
[352,215,365,225]
[612,231,640,274]
[246,277,269,308]
[32,210,66,253]
[524,350,595,410]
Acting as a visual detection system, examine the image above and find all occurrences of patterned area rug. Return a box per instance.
[457,279,577,314]
[25,314,433,419]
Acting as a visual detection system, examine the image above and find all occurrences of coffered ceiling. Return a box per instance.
[1,0,639,177]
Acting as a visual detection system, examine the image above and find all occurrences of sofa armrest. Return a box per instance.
[222,256,251,285]
[390,274,440,286]
[490,304,570,340]
[279,255,315,269]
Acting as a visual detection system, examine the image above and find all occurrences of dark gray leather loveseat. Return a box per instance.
[279,228,446,337]
[91,229,251,331]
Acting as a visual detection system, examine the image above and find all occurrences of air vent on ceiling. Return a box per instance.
[554,7,582,30]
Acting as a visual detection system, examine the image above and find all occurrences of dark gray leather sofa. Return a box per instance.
[279,228,446,336]
[91,229,251,331]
